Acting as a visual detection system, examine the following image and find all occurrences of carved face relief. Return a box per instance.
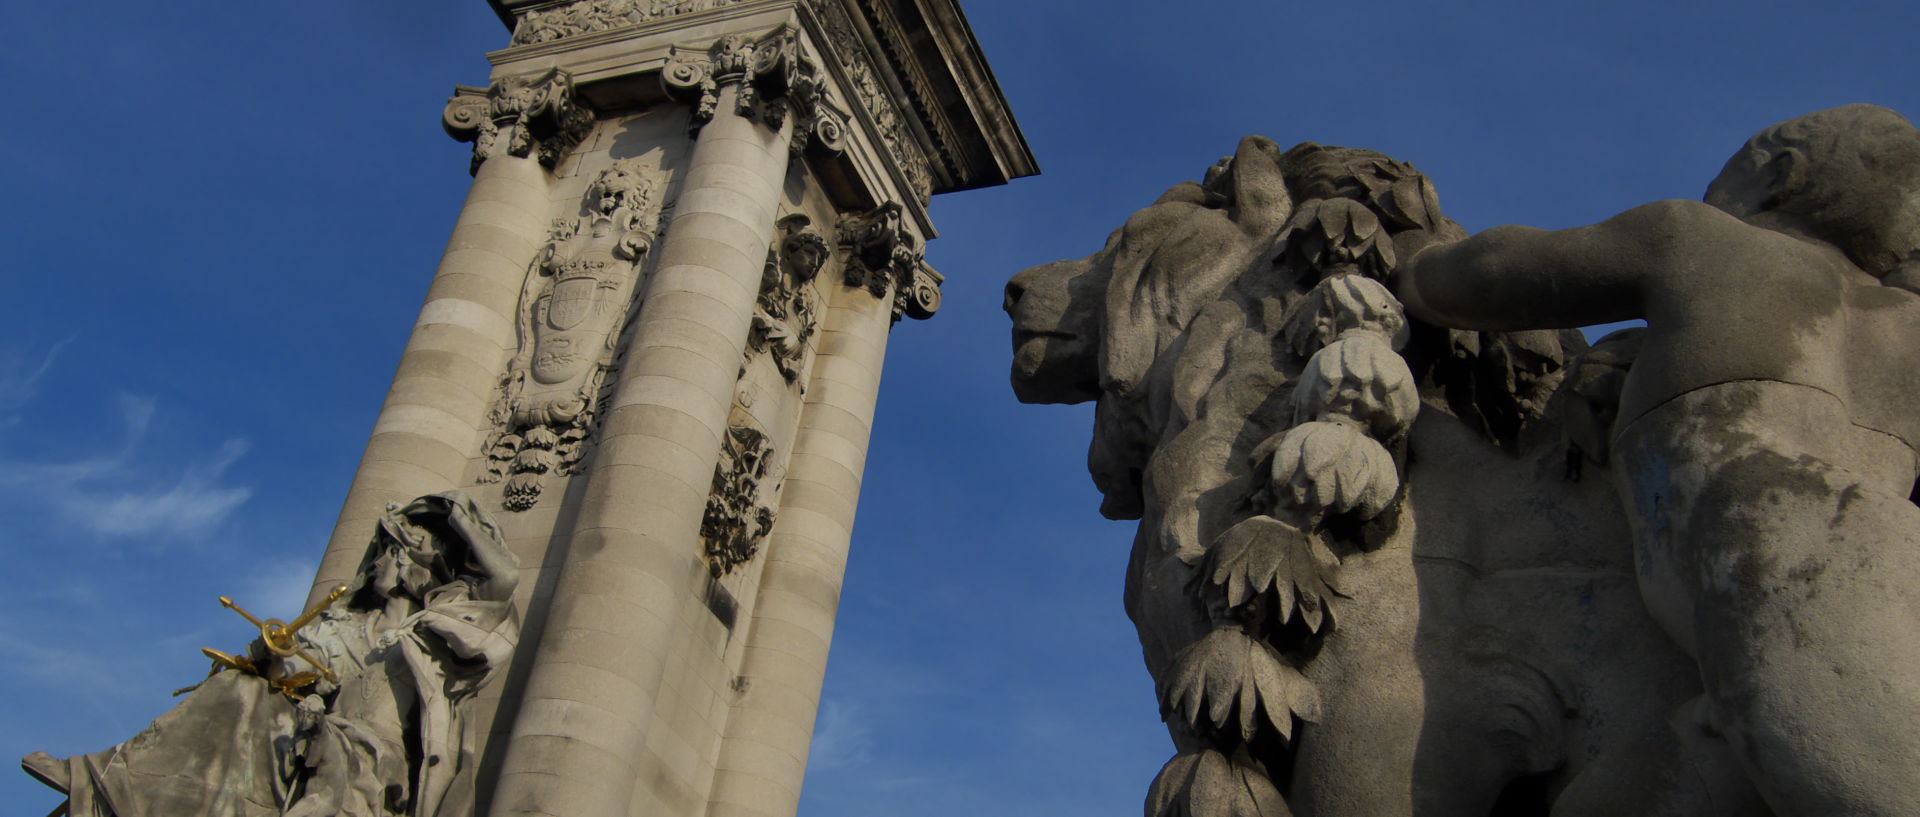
[1005,254,1106,404]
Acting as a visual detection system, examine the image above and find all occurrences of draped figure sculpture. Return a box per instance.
[22,492,521,817]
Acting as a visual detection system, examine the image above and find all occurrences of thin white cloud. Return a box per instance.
[63,437,253,539]
[0,375,252,542]
[807,697,875,772]
[0,337,74,427]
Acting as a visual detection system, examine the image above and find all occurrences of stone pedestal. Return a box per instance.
[306,2,1033,816]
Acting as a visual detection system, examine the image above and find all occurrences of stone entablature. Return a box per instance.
[483,0,1035,220]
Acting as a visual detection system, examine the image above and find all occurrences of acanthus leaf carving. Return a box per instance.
[702,417,780,577]
[747,214,828,387]
[660,25,842,158]
[444,68,595,174]
[479,158,667,511]
[837,202,939,321]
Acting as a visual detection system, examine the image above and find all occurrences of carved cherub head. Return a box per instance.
[1706,104,1920,277]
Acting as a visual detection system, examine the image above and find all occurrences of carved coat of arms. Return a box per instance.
[480,159,666,510]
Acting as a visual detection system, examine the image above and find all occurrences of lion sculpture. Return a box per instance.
[1006,137,1765,816]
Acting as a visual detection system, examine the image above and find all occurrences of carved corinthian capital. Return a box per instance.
[444,68,596,174]
[838,202,940,321]
[660,25,846,155]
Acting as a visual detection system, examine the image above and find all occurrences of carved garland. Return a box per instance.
[1148,163,1446,816]
[443,68,596,174]
[478,159,667,511]
[838,202,940,321]
[660,25,848,158]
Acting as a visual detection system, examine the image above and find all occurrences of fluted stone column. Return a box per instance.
[308,69,589,604]
[704,272,897,817]
[485,33,804,817]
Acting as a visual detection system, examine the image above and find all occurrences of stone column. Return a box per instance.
[308,69,591,604]
[485,30,814,817]
[705,208,937,817]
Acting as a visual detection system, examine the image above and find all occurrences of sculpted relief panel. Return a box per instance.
[1002,124,1891,815]
[511,0,748,46]
[480,158,666,511]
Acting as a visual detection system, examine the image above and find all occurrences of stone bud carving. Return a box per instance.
[747,214,827,386]
[1290,334,1419,439]
[510,0,748,46]
[1260,421,1399,522]
[1145,749,1289,817]
[22,493,520,817]
[702,416,780,576]
[480,158,666,511]
[443,68,595,173]
[661,25,847,155]
[839,202,940,320]
[1280,274,1408,357]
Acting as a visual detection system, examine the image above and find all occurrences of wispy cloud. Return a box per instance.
[0,349,253,542]
[0,337,74,427]
[59,437,253,539]
[808,697,875,771]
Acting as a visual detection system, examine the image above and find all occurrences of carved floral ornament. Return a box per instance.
[479,159,668,511]
[839,202,939,321]
[661,26,848,157]
[702,417,780,576]
[443,68,596,174]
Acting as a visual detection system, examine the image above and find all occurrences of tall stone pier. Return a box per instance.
[307,3,1033,816]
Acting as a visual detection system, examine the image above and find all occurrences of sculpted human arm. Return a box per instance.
[1395,199,1729,331]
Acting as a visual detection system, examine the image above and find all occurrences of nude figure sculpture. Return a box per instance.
[1397,103,1920,816]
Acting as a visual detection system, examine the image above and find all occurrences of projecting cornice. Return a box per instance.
[481,0,1036,196]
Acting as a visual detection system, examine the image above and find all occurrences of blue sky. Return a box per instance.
[3,0,1916,814]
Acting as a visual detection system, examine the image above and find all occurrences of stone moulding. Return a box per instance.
[443,67,596,174]
[660,24,849,158]
[808,0,936,204]
[509,0,750,46]
[478,158,668,511]
[838,201,940,321]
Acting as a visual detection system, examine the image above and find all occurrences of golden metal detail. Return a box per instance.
[184,584,349,699]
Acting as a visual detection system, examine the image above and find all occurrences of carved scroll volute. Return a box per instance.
[660,24,847,156]
[837,202,940,321]
[444,68,596,174]
[478,159,667,511]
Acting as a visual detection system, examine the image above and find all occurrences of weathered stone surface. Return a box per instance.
[1006,137,1787,814]
[24,493,521,817]
[1399,104,1920,817]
